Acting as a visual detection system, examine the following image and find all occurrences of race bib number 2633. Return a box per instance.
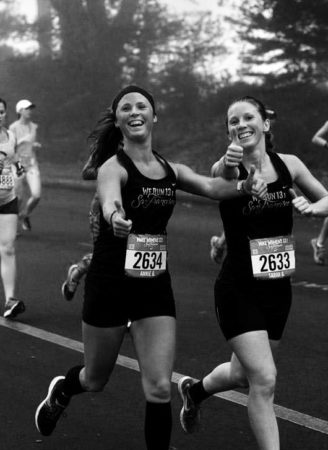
[250,235,295,280]
[125,234,167,278]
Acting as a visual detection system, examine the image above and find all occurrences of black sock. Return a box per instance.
[189,379,211,405]
[144,401,172,450]
[60,365,85,399]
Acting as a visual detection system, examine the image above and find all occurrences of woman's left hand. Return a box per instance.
[289,189,313,215]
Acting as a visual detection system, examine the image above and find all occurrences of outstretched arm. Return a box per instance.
[97,158,132,237]
[175,163,267,200]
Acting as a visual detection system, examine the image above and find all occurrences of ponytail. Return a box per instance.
[87,108,123,171]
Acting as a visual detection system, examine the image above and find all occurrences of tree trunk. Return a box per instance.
[36,0,52,58]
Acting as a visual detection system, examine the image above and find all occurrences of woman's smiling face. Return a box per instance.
[115,92,156,142]
[227,101,269,149]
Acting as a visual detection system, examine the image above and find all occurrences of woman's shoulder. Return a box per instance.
[98,154,127,177]
[8,120,19,131]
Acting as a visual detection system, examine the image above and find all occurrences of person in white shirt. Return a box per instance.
[9,99,42,232]
[0,98,25,318]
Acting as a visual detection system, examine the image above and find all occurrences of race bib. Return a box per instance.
[125,234,167,278]
[0,170,14,190]
[250,235,295,280]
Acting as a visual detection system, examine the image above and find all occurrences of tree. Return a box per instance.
[235,0,328,84]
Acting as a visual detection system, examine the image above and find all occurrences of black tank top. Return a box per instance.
[117,149,176,234]
[92,149,176,273]
[219,151,294,281]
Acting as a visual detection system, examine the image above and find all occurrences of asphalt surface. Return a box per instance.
[0,185,327,450]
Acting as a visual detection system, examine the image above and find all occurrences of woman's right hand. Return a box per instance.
[110,200,132,238]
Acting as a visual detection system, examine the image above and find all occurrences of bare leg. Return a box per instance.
[229,331,279,450]
[317,217,328,246]
[0,214,18,302]
[80,321,126,391]
[22,166,41,217]
[131,316,176,449]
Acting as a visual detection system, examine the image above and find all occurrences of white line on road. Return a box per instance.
[1,317,327,435]
[292,281,328,291]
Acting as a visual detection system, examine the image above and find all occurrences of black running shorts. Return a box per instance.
[0,197,18,215]
[83,270,176,327]
[214,277,292,341]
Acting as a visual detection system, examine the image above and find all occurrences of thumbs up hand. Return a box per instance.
[110,200,133,237]
[243,165,268,199]
[225,128,243,168]
[288,189,313,216]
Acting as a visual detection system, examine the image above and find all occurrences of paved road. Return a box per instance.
[1,186,327,449]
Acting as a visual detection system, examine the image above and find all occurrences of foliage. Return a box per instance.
[235,0,328,84]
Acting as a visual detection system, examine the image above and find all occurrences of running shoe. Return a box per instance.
[35,376,69,436]
[3,298,25,319]
[61,264,79,301]
[311,238,325,265]
[22,216,32,231]
[210,234,226,264]
[178,376,201,433]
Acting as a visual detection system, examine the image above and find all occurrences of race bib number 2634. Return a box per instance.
[125,234,167,278]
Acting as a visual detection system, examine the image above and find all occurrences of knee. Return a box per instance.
[0,242,15,258]
[249,369,277,398]
[143,377,171,403]
[232,368,249,389]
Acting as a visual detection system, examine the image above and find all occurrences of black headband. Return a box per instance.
[111,85,156,116]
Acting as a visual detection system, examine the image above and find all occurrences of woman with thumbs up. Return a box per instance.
[35,87,267,449]
[178,96,328,450]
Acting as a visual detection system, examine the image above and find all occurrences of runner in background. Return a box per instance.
[61,121,124,302]
[310,121,328,265]
[61,154,100,301]
[9,99,42,232]
[0,98,25,318]
[178,96,328,450]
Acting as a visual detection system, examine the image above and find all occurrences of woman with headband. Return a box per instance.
[35,86,267,449]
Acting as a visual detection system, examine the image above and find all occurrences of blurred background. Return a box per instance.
[1,0,328,181]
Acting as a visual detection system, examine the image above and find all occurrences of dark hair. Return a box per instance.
[226,96,276,151]
[111,85,156,118]
[87,107,123,170]
[0,98,7,110]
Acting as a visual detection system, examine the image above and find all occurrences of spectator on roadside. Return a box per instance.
[34,85,267,450]
[178,96,328,450]
[0,98,25,319]
[9,99,42,232]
